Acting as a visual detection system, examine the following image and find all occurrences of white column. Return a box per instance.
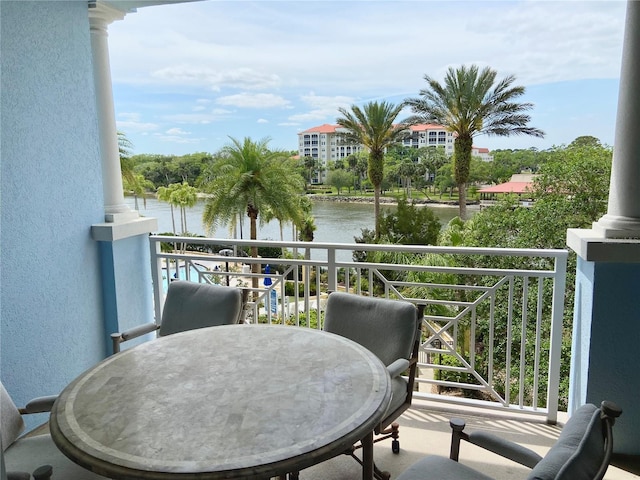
[89,3,138,223]
[593,0,640,238]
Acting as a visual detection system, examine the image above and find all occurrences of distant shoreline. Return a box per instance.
[189,192,479,210]
[308,194,480,209]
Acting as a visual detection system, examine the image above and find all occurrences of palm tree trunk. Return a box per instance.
[374,185,381,239]
[458,182,467,219]
[170,205,176,234]
[183,206,188,233]
[454,134,473,220]
[249,213,259,291]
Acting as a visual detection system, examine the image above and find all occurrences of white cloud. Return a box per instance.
[153,132,201,145]
[116,119,158,133]
[216,93,290,109]
[150,67,282,91]
[285,93,355,124]
[166,127,191,135]
[162,109,232,124]
[257,118,269,124]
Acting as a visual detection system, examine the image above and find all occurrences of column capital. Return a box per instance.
[88,2,126,29]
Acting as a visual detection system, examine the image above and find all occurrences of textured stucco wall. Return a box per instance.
[0,1,107,427]
[99,236,156,355]
[570,257,640,455]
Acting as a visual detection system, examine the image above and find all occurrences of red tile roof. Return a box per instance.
[300,124,340,134]
[479,182,532,194]
[299,123,449,134]
[409,123,447,132]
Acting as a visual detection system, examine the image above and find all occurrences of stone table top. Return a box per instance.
[50,324,391,479]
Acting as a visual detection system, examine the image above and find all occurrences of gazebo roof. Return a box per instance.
[479,182,533,194]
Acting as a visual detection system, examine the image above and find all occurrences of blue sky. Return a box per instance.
[109,1,627,156]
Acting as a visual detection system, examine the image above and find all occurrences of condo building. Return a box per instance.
[298,123,492,182]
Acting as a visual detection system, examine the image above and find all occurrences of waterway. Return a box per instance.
[126,196,465,245]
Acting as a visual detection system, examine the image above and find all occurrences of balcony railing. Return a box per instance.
[149,235,568,423]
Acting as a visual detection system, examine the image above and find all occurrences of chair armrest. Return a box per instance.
[467,431,542,468]
[447,418,541,469]
[19,396,57,414]
[387,359,410,378]
[7,472,31,480]
[111,323,159,353]
[8,465,54,480]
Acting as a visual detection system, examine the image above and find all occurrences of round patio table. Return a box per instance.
[50,324,391,480]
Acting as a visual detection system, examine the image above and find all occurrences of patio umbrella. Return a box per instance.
[264,265,277,315]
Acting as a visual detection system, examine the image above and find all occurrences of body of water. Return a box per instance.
[127,196,464,244]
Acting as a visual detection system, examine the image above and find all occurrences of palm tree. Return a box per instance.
[118,131,135,185]
[202,137,305,288]
[404,65,544,219]
[337,101,408,238]
[172,182,198,233]
[157,184,180,234]
[296,196,316,260]
[123,173,152,210]
[118,130,150,208]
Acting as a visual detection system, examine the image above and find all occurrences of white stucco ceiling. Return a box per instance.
[97,0,203,15]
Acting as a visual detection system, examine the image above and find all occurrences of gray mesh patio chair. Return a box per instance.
[323,292,421,456]
[397,400,622,480]
[111,281,248,353]
[1,382,107,480]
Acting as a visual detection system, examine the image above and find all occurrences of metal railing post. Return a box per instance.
[546,252,568,424]
[327,247,337,292]
[149,237,164,324]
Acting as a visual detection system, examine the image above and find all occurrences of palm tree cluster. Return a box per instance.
[336,64,543,221]
[157,182,198,234]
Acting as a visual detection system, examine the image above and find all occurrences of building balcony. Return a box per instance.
[8,234,640,479]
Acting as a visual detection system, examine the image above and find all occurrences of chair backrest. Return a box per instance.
[158,281,244,337]
[323,292,418,367]
[527,401,622,480]
[0,383,25,452]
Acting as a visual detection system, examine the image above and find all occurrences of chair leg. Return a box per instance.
[373,463,391,480]
[390,422,400,454]
[32,465,53,480]
[375,422,401,453]
[345,445,390,480]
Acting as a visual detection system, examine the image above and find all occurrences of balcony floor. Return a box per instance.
[301,399,640,480]
[27,399,639,479]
